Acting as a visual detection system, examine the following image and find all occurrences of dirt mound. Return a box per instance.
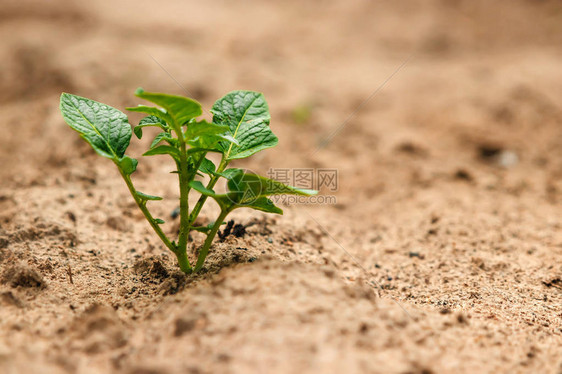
[1,262,45,288]
[65,303,129,354]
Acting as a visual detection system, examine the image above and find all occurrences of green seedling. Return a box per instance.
[59,89,317,273]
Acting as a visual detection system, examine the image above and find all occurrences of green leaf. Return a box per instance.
[150,132,175,149]
[136,191,163,201]
[199,158,216,175]
[189,181,231,210]
[218,168,241,179]
[133,126,143,139]
[185,120,230,141]
[134,124,157,140]
[226,169,317,205]
[135,88,202,130]
[191,225,212,233]
[150,132,167,148]
[185,120,237,152]
[60,93,132,159]
[192,220,228,233]
[118,156,138,175]
[154,218,165,224]
[242,196,283,215]
[188,135,229,152]
[187,147,222,155]
[133,115,168,139]
[139,115,167,127]
[126,105,173,126]
[218,133,239,145]
[189,181,216,197]
[211,91,278,160]
[143,145,181,161]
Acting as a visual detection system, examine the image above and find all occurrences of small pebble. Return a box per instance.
[497,150,518,168]
[170,207,181,219]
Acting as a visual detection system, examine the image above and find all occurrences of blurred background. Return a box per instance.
[2,0,562,196]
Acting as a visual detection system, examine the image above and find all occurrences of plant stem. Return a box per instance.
[177,138,191,260]
[194,208,230,272]
[174,248,191,274]
[189,156,228,225]
[117,168,184,263]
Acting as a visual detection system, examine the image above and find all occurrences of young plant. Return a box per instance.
[59,88,317,273]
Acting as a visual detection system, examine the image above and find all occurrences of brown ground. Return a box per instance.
[1,0,561,373]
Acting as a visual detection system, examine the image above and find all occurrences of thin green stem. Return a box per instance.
[189,156,228,225]
[190,153,207,181]
[194,208,230,272]
[117,167,189,270]
[177,136,191,258]
[174,249,191,274]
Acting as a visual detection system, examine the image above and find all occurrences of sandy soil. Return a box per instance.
[1,0,561,373]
